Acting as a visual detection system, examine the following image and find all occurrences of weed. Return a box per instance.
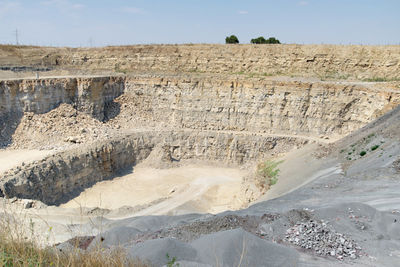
[234,71,245,75]
[340,149,345,153]
[348,152,352,155]
[371,145,380,151]
[318,71,350,81]
[166,253,179,267]
[363,77,400,82]
[114,63,128,74]
[360,151,367,156]
[257,160,283,188]
[232,71,277,78]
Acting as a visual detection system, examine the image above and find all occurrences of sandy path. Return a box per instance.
[62,165,248,215]
[0,149,53,174]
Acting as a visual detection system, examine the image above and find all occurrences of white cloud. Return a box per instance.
[40,0,84,10]
[238,10,248,15]
[121,7,144,14]
[298,1,309,6]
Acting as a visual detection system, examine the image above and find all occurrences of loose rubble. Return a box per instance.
[285,220,362,260]
[10,104,114,150]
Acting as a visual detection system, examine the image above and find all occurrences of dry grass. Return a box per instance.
[0,210,149,267]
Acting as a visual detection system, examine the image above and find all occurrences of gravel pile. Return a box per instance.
[127,214,280,245]
[285,220,361,260]
[10,104,114,150]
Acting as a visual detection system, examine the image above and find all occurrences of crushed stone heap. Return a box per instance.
[286,220,362,260]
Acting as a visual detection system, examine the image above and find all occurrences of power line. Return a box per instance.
[15,29,19,45]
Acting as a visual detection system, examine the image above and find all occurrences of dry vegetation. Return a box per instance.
[0,213,149,267]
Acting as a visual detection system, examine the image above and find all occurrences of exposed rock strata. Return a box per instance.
[123,77,399,138]
[1,44,400,80]
[0,76,124,120]
[0,76,399,204]
[0,76,124,146]
[0,130,303,205]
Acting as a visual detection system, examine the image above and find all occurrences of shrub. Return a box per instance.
[251,36,280,44]
[266,37,280,44]
[225,35,239,44]
[371,145,380,151]
[360,151,367,156]
[256,160,283,188]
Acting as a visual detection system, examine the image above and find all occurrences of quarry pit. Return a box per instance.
[1,74,398,210]
[1,44,400,266]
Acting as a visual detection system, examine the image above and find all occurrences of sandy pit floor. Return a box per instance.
[61,165,249,216]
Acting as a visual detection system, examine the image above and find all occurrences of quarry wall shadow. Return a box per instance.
[0,111,23,148]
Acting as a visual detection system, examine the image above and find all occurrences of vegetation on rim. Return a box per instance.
[250,36,280,44]
[225,35,239,44]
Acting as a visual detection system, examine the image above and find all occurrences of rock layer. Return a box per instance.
[0,76,124,146]
[0,75,399,204]
[1,44,400,80]
[0,130,303,204]
[124,76,399,138]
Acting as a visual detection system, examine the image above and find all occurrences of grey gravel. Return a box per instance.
[285,219,362,261]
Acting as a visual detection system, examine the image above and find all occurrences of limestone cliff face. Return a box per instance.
[0,76,124,119]
[1,44,399,80]
[125,77,400,139]
[0,75,399,204]
[0,77,124,145]
[0,130,304,205]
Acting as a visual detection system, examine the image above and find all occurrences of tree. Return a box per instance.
[225,35,239,44]
[251,36,267,44]
[266,37,280,44]
[251,36,280,44]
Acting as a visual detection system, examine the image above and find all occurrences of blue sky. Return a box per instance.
[0,0,399,46]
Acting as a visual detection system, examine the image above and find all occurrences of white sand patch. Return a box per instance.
[0,149,53,174]
[61,165,248,215]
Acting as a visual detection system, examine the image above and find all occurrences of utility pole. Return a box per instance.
[15,29,19,45]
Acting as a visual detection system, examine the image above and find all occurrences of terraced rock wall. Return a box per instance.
[0,75,399,204]
[0,130,303,204]
[0,76,124,145]
[125,77,399,139]
[1,44,400,80]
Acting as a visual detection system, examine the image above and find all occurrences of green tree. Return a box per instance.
[251,36,280,44]
[225,35,239,44]
[251,36,267,44]
[266,37,280,44]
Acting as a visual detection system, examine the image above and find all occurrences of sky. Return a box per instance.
[0,0,399,47]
